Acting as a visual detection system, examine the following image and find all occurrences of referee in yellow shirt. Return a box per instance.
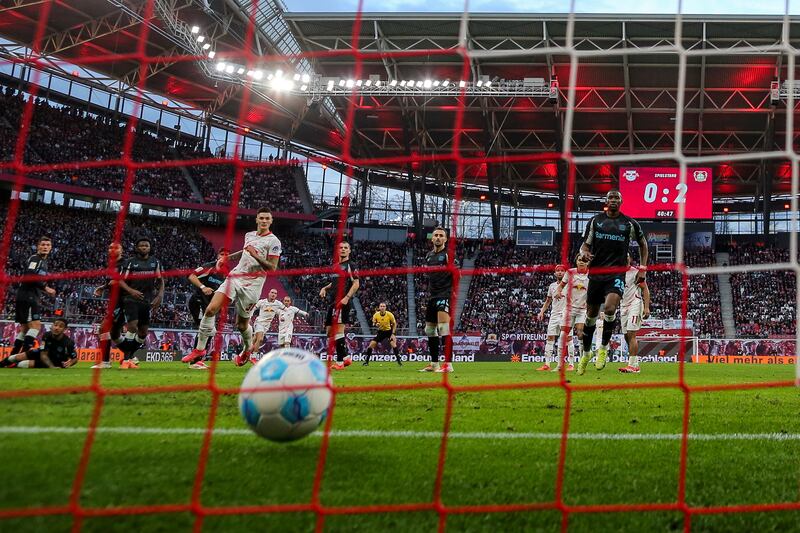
[364,302,402,366]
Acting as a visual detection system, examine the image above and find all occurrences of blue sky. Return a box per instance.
[284,0,798,14]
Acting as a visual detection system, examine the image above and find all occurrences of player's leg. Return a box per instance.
[14,299,41,354]
[233,313,255,365]
[435,308,453,373]
[389,336,402,365]
[577,298,601,375]
[619,311,641,374]
[540,334,556,371]
[187,290,227,362]
[363,339,378,365]
[420,299,440,371]
[572,322,584,371]
[595,291,621,371]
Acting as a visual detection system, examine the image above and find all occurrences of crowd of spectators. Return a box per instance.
[1,200,215,328]
[190,161,304,211]
[0,87,306,213]
[729,243,796,337]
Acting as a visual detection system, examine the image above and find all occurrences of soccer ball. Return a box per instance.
[238,348,332,442]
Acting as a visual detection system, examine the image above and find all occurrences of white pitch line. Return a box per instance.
[0,426,799,442]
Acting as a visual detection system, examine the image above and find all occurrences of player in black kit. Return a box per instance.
[117,236,164,369]
[419,227,456,373]
[319,241,359,370]
[0,318,76,369]
[11,236,56,356]
[576,190,648,375]
[182,248,230,369]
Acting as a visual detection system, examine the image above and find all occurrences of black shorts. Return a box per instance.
[372,330,393,344]
[123,299,151,326]
[325,302,352,327]
[14,293,41,324]
[24,349,65,368]
[424,297,450,324]
[188,296,206,327]
[587,275,626,306]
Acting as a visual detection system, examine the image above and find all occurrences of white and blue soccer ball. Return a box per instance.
[238,348,332,442]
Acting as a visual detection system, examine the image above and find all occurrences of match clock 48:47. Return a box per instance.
[618,167,713,220]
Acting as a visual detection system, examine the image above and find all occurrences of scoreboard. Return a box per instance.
[618,167,713,219]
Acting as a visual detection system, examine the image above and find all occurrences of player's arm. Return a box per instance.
[537,297,551,320]
[37,349,58,369]
[188,264,214,296]
[390,313,397,335]
[341,277,359,304]
[117,261,144,300]
[579,217,595,262]
[319,282,333,298]
[243,246,279,271]
[634,220,649,282]
[641,281,651,319]
[27,256,56,296]
[152,261,165,308]
[371,312,379,327]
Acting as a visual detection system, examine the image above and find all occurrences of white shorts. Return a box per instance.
[561,307,587,329]
[547,314,564,337]
[253,319,273,334]
[278,331,293,345]
[216,278,261,319]
[621,305,643,334]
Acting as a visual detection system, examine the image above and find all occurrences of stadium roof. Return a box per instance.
[2,2,799,198]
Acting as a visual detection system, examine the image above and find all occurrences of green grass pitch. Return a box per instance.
[0,362,797,532]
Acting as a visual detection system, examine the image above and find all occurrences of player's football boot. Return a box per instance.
[618,365,640,374]
[434,363,454,373]
[343,357,353,367]
[330,362,346,371]
[181,348,206,364]
[234,350,252,367]
[550,365,560,372]
[567,364,575,372]
[91,361,112,369]
[189,361,210,370]
[418,364,436,372]
[594,347,608,370]
[576,352,591,375]
[536,364,551,371]
[120,360,139,369]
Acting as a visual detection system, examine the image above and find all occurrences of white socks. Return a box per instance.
[242,325,254,352]
[196,314,215,350]
[544,340,555,365]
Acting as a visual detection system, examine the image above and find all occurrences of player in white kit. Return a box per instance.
[277,296,309,348]
[252,288,285,356]
[536,265,567,371]
[619,255,650,374]
[185,208,282,367]
[554,256,591,372]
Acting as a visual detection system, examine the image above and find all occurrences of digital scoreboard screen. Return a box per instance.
[618,167,713,219]
[516,228,555,247]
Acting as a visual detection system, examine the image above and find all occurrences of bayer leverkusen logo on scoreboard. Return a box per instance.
[693,170,708,183]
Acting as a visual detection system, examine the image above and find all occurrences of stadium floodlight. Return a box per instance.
[346,79,355,88]
[237,67,245,75]
[338,80,345,87]
[424,79,432,88]
[476,80,483,87]
[246,70,255,77]
[191,25,200,34]
[300,84,308,91]
[399,80,407,87]
[207,51,215,59]
[197,35,205,43]
[433,80,440,87]
[390,79,398,87]
[459,80,466,88]
[253,70,263,80]
[375,80,381,86]
[225,65,234,74]
[215,61,225,71]
[356,79,363,86]
[275,69,283,78]
[302,74,310,84]
[327,80,335,91]
[485,80,492,87]
[293,73,301,81]
[202,43,211,50]
[365,79,372,87]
